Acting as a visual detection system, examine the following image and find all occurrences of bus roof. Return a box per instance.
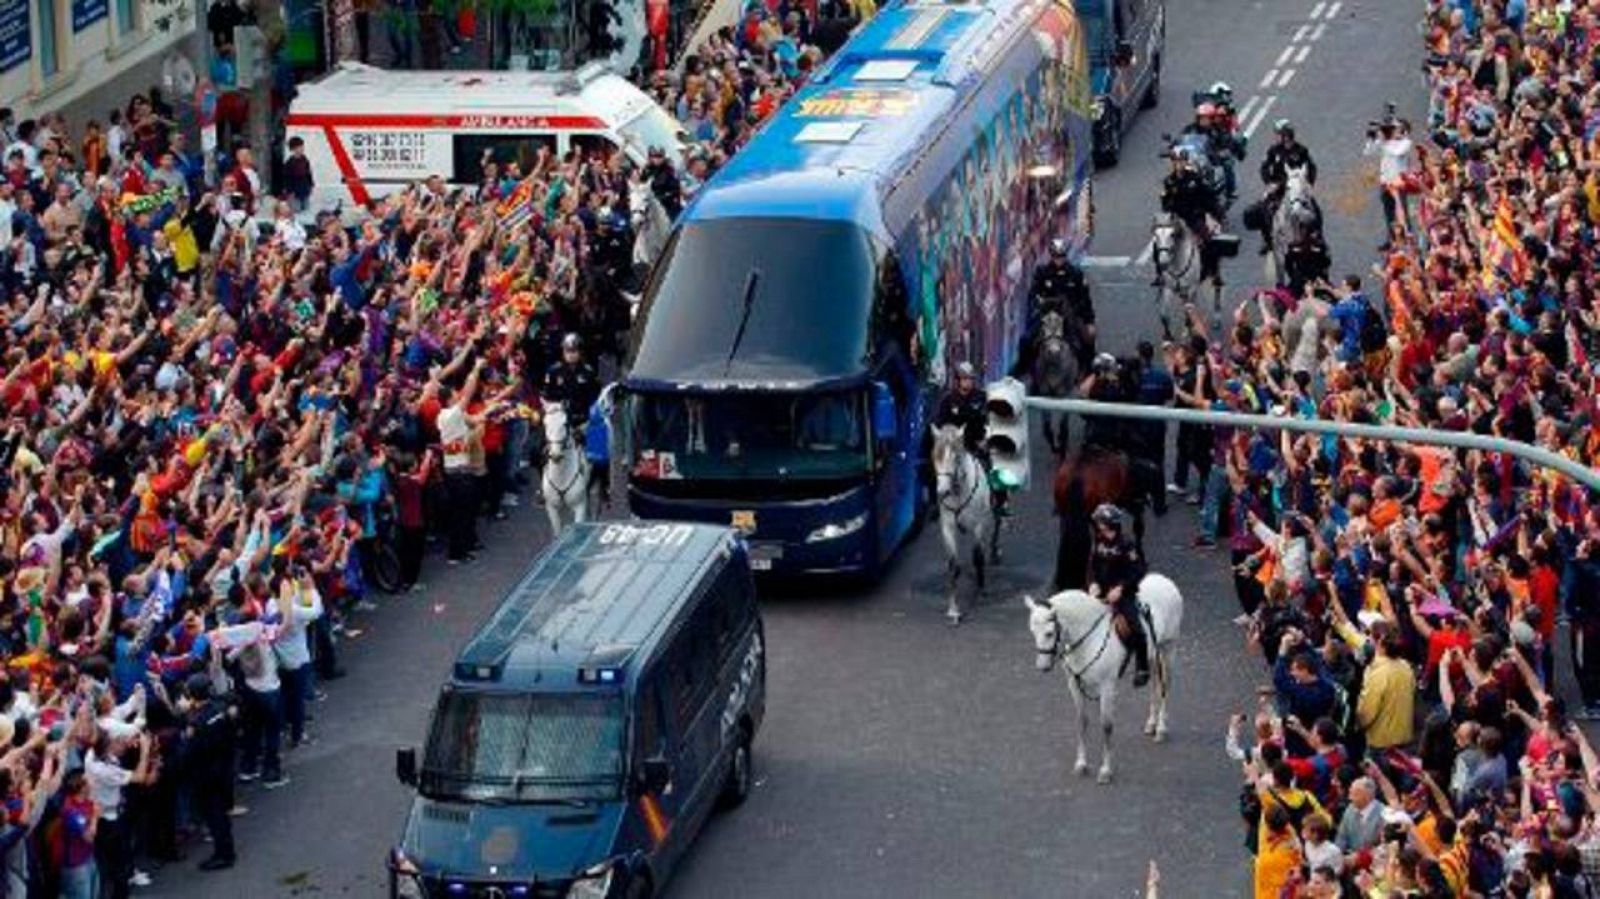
[451,522,737,686]
[685,0,1050,235]
[288,62,658,129]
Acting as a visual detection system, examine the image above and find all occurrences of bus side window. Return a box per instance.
[452,134,558,184]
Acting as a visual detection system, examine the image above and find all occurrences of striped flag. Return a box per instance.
[497,179,536,231]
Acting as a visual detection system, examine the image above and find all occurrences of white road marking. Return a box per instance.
[1309,22,1326,40]
[1237,94,1261,123]
[1309,1,1326,18]
[1260,69,1280,88]
[1276,46,1296,66]
[1291,24,1311,43]
[1293,45,1312,64]
[1082,255,1132,268]
[1324,1,1342,17]
[1276,68,1297,87]
[1243,95,1278,138]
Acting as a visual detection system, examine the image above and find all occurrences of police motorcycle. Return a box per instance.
[1182,83,1248,210]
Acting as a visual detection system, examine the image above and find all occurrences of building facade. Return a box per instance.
[0,0,204,124]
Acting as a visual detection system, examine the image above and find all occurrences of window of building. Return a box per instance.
[36,0,58,78]
[116,0,137,35]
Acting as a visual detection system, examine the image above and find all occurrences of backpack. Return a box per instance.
[1358,297,1389,354]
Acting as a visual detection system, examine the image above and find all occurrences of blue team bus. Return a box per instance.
[620,0,1095,577]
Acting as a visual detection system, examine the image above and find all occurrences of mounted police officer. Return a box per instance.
[1159,146,1225,288]
[542,333,602,423]
[933,361,1011,515]
[1255,120,1322,255]
[1014,238,1097,377]
[1089,504,1151,687]
[1080,353,1130,452]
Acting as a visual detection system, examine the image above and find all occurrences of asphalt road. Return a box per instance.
[150,1,1425,896]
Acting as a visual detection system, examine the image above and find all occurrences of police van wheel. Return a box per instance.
[719,734,753,809]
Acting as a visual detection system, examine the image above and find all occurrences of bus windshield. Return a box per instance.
[420,692,624,803]
[628,390,869,481]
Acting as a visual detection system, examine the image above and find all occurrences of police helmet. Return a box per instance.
[955,361,977,380]
[1092,352,1119,375]
[561,333,583,352]
[1209,82,1234,100]
[1091,503,1125,530]
[1274,119,1295,138]
[1196,102,1218,118]
[1049,237,1069,258]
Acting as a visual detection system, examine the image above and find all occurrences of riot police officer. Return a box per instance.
[1081,353,1130,452]
[1259,120,1319,192]
[934,361,988,456]
[644,146,683,221]
[1016,238,1097,376]
[1159,148,1225,287]
[178,673,238,870]
[1089,504,1151,686]
[542,333,602,421]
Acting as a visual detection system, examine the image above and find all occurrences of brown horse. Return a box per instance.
[1052,446,1147,591]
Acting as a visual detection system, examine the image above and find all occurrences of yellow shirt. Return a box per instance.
[1357,655,1416,749]
[1255,831,1302,899]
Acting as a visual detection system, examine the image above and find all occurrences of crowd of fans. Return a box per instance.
[1168,0,1600,895]
[0,3,836,893]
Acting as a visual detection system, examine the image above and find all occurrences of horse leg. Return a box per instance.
[1154,647,1172,743]
[972,543,986,594]
[946,549,963,625]
[1097,686,1117,785]
[1067,677,1090,777]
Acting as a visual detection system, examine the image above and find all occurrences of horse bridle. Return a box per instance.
[1040,604,1115,692]
[937,449,980,522]
[544,418,587,496]
[1152,224,1196,283]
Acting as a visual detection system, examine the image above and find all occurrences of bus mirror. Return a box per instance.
[871,382,897,442]
[396,746,418,787]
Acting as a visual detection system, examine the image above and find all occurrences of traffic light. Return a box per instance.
[985,377,1030,492]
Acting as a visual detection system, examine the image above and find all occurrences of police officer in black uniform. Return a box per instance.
[1159,147,1225,287]
[1080,353,1130,452]
[1256,120,1321,254]
[643,147,683,221]
[1089,504,1151,686]
[542,333,602,422]
[1015,238,1096,376]
[177,673,238,870]
[933,362,988,457]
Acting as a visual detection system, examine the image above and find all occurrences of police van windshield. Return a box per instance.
[421,692,625,803]
[627,390,869,482]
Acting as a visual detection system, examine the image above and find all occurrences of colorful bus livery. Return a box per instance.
[621,0,1095,577]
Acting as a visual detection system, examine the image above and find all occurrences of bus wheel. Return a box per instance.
[719,732,753,809]
[1142,55,1162,110]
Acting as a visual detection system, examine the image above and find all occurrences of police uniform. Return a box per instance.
[1161,167,1224,283]
[542,359,601,418]
[934,387,988,456]
[1017,259,1096,374]
[179,694,237,865]
[1091,530,1151,680]
[1260,140,1319,192]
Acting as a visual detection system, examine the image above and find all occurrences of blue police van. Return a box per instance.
[389,521,766,899]
[621,0,1095,578]
[1083,0,1167,166]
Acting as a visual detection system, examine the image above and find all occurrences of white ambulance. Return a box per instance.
[284,62,686,213]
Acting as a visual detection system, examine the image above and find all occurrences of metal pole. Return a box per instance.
[1023,396,1600,492]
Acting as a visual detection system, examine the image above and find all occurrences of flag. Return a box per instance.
[497,179,536,231]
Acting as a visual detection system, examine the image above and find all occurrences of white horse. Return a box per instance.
[540,401,591,537]
[1031,310,1078,457]
[628,176,672,279]
[1022,573,1184,784]
[932,424,996,625]
[1268,165,1321,287]
[1149,212,1209,340]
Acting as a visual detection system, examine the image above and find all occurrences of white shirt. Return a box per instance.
[438,404,472,472]
[274,216,307,251]
[85,750,134,821]
[1364,136,1415,187]
[272,585,323,671]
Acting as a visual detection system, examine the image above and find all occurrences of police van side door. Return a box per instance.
[662,598,724,853]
